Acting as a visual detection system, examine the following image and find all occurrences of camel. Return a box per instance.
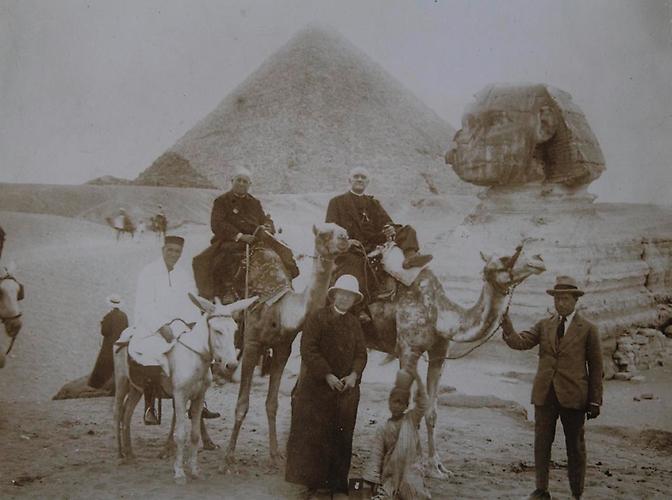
[224,222,350,466]
[113,294,257,483]
[226,236,544,477]
[0,264,24,367]
[366,243,546,477]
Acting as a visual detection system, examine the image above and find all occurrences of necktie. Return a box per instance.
[556,316,567,342]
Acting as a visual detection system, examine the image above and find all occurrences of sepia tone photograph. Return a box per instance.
[1,1,671,498]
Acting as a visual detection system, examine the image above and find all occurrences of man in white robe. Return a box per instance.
[133,235,220,424]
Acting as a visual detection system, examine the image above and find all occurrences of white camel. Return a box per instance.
[113,294,257,483]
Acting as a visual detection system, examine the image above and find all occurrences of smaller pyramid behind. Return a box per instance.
[136,26,470,197]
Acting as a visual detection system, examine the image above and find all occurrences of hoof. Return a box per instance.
[426,456,454,480]
[174,474,187,485]
[187,469,203,480]
[159,445,176,459]
[202,440,219,451]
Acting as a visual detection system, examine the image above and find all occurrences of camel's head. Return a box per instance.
[189,294,257,378]
[480,244,545,294]
[313,223,350,259]
[0,264,24,339]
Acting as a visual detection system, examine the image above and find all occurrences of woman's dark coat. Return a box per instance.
[88,308,128,388]
[285,306,368,492]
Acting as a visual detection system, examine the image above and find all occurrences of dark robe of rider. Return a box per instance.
[89,295,128,389]
[325,166,432,303]
[193,167,299,302]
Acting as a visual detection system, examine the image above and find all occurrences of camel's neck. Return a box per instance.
[300,255,335,318]
[450,281,508,343]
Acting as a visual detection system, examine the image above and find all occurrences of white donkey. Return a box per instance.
[114,294,257,483]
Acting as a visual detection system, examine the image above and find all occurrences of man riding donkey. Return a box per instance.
[326,166,433,330]
[192,167,299,351]
[131,235,220,424]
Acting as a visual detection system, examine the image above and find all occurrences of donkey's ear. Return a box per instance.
[224,296,259,315]
[312,224,318,236]
[189,293,215,314]
[479,251,490,263]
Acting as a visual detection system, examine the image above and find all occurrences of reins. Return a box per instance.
[434,282,518,361]
[427,242,525,362]
[0,273,23,355]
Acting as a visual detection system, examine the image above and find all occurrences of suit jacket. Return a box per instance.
[325,191,393,250]
[211,190,270,243]
[502,311,603,410]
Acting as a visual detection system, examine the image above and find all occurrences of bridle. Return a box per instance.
[175,312,234,365]
[0,273,24,323]
[485,243,524,297]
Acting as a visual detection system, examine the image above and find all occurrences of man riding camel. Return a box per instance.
[193,167,298,303]
[325,167,432,315]
[135,235,220,424]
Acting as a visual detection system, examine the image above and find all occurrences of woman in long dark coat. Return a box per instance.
[88,294,128,389]
[286,275,368,498]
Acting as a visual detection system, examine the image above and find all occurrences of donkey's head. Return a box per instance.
[189,294,257,377]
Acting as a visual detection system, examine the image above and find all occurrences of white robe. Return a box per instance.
[134,257,200,333]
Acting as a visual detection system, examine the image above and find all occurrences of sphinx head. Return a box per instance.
[446,84,605,188]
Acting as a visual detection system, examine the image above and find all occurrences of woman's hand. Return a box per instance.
[326,373,345,392]
[340,372,358,390]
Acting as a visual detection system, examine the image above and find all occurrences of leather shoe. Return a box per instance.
[188,404,221,420]
[402,253,433,269]
[144,407,159,425]
[528,489,551,499]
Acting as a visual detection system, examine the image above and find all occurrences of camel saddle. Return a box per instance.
[242,229,297,306]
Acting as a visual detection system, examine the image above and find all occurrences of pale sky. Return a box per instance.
[1,0,671,203]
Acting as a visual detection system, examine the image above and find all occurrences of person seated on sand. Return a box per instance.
[362,367,431,500]
[193,167,299,303]
[325,167,432,320]
[135,235,220,424]
[88,294,128,389]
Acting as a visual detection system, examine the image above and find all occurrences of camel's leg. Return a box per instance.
[121,386,142,462]
[159,400,177,459]
[265,342,291,467]
[187,392,205,479]
[173,394,188,484]
[114,375,129,459]
[224,338,261,465]
[425,337,452,479]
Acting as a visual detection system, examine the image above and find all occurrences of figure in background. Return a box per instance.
[501,275,603,500]
[285,274,368,500]
[89,294,128,389]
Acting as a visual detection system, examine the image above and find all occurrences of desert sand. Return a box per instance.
[1,207,671,499]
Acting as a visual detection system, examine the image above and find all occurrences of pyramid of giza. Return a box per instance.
[136,26,470,196]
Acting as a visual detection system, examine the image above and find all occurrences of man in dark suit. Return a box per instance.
[501,275,603,500]
[325,167,432,304]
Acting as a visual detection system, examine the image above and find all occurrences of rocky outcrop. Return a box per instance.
[613,328,672,380]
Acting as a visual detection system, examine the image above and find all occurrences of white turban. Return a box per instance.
[231,167,252,181]
[348,166,371,179]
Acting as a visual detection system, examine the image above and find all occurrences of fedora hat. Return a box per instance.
[546,275,584,297]
[327,274,363,304]
[106,293,124,308]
